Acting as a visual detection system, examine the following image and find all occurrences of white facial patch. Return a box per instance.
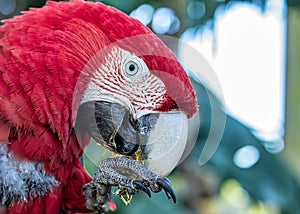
[80,47,167,119]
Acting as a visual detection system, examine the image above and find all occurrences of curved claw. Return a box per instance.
[133,180,151,198]
[156,178,176,203]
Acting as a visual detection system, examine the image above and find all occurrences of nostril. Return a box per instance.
[114,133,139,156]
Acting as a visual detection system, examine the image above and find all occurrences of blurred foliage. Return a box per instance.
[287,0,300,7]
[185,78,300,214]
[285,6,300,186]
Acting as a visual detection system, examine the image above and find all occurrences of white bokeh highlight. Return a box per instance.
[233,145,261,169]
[181,0,286,147]
[130,4,154,26]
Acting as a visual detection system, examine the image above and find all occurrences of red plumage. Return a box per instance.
[0,1,197,213]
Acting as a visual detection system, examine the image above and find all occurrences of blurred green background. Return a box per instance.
[1,0,300,213]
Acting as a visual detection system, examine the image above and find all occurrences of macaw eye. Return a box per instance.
[124,60,140,76]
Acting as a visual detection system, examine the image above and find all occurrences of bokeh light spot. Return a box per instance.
[220,179,250,208]
[167,16,181,34]
[130,4,154,26]
[233,145,260,169]
[187,1,206,20]
[152,7,180,34]
[0,0,16,15]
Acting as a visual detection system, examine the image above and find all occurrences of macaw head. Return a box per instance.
[1,0,198,174]
[74,37,199,173]
[69,0,198,174]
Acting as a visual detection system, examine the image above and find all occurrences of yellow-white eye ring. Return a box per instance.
[124,60,139,76]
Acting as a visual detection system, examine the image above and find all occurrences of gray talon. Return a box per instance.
[156,178,176,203]
[133,180,151,198]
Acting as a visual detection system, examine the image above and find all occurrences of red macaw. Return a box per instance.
[0,0,198,213]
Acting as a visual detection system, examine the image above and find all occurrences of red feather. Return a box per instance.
[0,1,197,213]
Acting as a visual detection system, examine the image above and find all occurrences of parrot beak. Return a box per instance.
[76,101,194,176]
[76,101,140,156]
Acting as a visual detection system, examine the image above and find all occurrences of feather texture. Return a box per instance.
[0,1,197,213]
[0,143,58,207]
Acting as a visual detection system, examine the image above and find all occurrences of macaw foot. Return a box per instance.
[82,156,176,213]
